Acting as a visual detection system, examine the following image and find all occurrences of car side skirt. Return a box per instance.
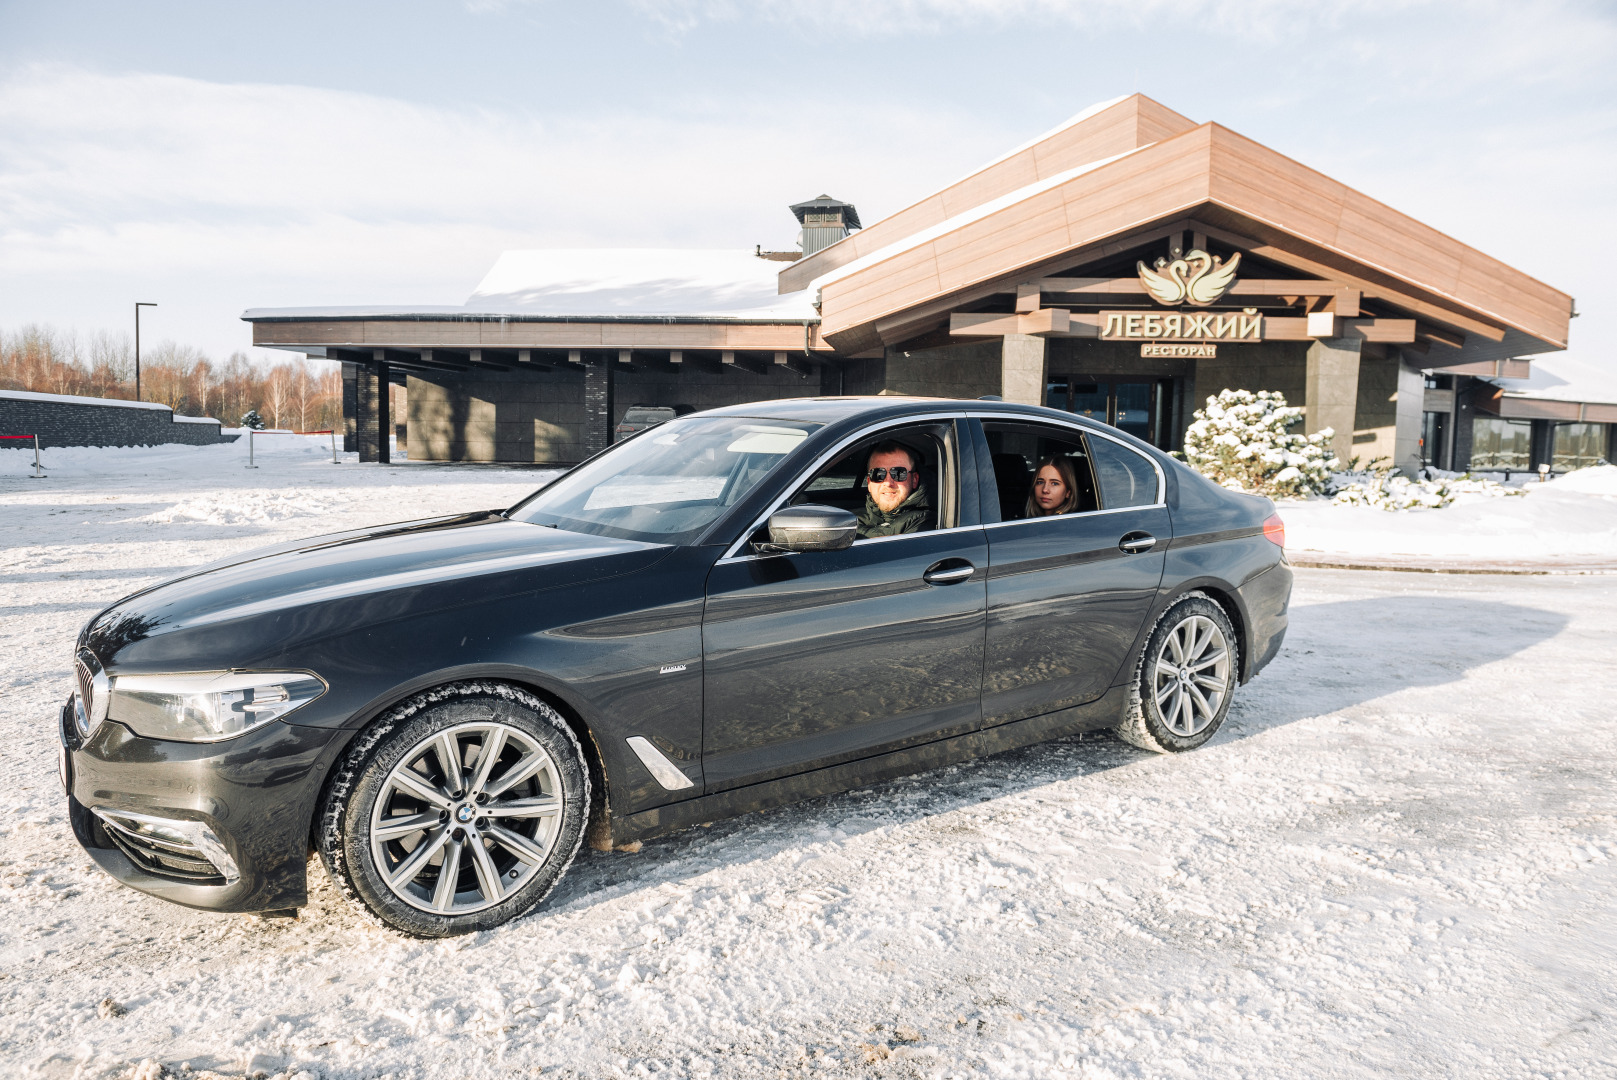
[615,683,1129,845]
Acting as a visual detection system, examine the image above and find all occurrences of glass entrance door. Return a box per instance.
[1046,377,1172,448]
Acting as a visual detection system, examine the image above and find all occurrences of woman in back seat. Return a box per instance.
[1025,456,1080,517]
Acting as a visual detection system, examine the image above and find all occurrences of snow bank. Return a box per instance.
[6,487,1617,1076]
[1283,465,1617,558]
[3,445,1616,1078]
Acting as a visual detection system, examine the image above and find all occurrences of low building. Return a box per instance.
[245,94,1601,472]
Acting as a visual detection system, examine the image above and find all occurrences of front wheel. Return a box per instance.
[317,682,590,937]
[1116,594,1239,753]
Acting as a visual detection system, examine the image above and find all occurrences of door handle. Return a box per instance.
[923,561,976,585]
[1118,532,1157,554]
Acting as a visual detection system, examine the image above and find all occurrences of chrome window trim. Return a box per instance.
[714,522,987,566]
[718,408,1167,561]
[973,412,1166,513]
[981,504,1165,529]
[720,411,971,561]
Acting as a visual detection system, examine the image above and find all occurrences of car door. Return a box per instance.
[976,418,1169,727]
[700,419,988,792]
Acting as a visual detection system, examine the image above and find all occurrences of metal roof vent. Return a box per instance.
[790,195,861,258]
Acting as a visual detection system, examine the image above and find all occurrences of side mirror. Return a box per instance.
[756,504,858,554]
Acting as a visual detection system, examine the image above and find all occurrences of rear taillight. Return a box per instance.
[1262,513,1285,548]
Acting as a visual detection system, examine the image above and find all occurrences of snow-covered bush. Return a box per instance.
[1332,467,1525,510]
[240,409,265,430]
[1181,389,1338,497]
[1333,474,1455,509]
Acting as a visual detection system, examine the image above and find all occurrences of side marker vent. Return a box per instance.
[625,736,696,791]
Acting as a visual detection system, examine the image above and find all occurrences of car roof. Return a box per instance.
[694,395,1125,436]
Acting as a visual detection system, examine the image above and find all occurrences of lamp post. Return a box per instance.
[134,302,157,401]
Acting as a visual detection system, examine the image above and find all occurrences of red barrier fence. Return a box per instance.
[1,434,45,478]
[246,428,340,468]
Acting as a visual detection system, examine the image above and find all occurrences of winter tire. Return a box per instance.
[317,682,589,937]
[1116,594,1239,753]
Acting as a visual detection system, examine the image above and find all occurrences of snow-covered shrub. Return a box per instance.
[1181,389,1338,496]
[1333,474,1455,509]
[1332,468,1525,510]
[240,409,265,430]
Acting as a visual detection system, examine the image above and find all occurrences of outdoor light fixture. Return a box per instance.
[134,301,157,401]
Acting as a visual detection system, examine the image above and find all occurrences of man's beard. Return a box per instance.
[871,486,908,512]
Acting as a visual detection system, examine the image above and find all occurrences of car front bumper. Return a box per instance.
[60,695,343,913]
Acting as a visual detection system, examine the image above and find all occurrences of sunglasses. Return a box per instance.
[865,466,914,483]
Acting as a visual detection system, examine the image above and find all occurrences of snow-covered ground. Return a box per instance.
[1282,465,1617,561]
[3,440,1616,1079]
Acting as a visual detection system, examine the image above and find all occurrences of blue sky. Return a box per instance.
[1,0,1613,363]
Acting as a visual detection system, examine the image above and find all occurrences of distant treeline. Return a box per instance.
[0,324,342,431]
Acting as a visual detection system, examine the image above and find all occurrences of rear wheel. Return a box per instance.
[317,682,589,937]
[1116,594,1239,753]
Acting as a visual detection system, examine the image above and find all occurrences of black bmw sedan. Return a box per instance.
[60,397,1291,936]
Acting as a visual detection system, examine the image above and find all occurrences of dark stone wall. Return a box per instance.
[1452,376,1480,470]
[881,341,1002,400]
[0,393,237,449]
[407,359,830,465]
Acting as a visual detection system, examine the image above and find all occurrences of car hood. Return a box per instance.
[82,512,670,666]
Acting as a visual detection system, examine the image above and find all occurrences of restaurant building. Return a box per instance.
[244,94,1603,472]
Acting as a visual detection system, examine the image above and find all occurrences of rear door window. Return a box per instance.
[980,422,1100,522]
[1087,435,1161,509]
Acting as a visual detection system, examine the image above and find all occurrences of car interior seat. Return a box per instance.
[991,453,1031,521]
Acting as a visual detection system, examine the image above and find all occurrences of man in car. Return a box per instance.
[857,441,932,538]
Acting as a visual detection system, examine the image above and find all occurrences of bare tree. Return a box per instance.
[265,364,292,429]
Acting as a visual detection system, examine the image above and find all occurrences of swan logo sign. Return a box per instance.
[1137,248,1242,306]
[1099,248,1262,356]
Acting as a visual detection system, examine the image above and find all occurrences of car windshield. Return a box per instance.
[507,415,819,544]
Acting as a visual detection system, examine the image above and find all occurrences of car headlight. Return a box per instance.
[107,671,327,742]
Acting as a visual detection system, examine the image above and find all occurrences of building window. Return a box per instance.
[1045,376,1174,449]
[1470,417,1532,470]
[1552,422,1609,471]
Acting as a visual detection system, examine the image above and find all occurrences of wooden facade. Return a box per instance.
[247,94,1584,471]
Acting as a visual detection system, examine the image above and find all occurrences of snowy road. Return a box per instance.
[2,441,1615,1079]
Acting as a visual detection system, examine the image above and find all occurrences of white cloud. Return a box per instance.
[0,63,1008,359]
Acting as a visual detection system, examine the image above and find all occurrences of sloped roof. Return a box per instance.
[801,93,1574,363]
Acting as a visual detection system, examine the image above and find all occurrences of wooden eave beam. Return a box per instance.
[1195,221,1511,345]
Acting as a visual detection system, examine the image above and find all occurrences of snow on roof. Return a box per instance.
[242,305,468,320]
[1495,353,1617,406]
[0,388,172,411]
[245,250,821,323]
[464,249,819,321]
[807,146,1150,294]
[960,95,1129,179]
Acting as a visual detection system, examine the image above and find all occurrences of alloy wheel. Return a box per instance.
[1150,614,1232,738]
[369,721,564,915]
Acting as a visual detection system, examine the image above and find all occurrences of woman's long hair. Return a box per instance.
[1025,455,1080,517]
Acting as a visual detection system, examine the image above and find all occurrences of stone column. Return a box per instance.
[1452,376,1478,471]
[355,363,380,463]
[341,361,358,452]
[583,353,614,458]
[1305,336,1362,466]
[376,358,391,465]
[1392,355,1424,476]
[1001,334,1047,407]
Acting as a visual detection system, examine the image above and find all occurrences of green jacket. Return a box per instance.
[857,485,932,538]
